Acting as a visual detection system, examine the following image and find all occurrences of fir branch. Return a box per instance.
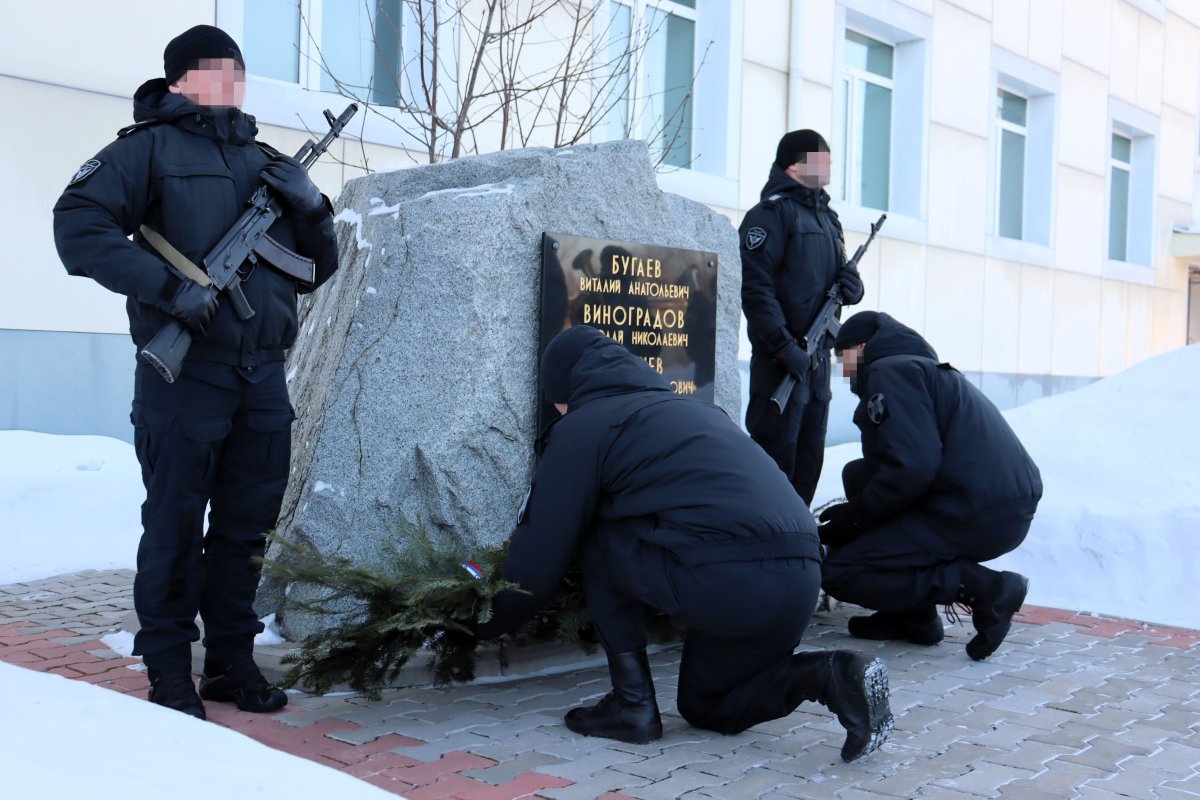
[261,518,604,698]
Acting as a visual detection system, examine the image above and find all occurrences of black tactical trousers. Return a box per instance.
[821,460,1032,614]
[581,524,821,734]
[745,350,831,506]
[129,361,293,671]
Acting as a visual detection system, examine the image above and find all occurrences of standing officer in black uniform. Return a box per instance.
[818,312,1042,660]
[740,130,865,505]
[475,326,894,763]
[52,26,339,719]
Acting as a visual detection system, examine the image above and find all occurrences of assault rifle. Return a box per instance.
[140,103,358,383]
[770,213,886,413]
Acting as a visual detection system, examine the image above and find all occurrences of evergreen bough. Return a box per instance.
[261,520,599,699]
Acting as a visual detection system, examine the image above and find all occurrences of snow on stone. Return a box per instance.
[367,197,401,219]
[332,208,372,250]
[417,182,516,201]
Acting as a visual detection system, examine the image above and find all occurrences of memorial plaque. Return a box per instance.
[540,232,718,426]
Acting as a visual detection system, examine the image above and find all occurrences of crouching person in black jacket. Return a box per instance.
[818,312,1043,660]
[475,326,893,762]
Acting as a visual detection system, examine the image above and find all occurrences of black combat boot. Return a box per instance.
[955,563,1029,661]
[790,651,893,762]
[848,606,945,646]
[148,669,206,720]
[564,650,662,744]
[198,660,288,712]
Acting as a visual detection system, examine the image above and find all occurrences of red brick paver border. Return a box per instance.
[1015,606,1200,649]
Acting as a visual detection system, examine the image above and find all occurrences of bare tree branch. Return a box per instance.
[296,0,707,168]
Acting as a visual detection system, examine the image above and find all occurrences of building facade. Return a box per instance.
[2,0,1198,442]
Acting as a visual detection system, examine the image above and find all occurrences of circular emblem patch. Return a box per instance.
[745,227,767,250]
[867,393,887,425]
[68,159,102,186]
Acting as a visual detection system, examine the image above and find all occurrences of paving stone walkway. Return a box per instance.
[2,569,1199,799]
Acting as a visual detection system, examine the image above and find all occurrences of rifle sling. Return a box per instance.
[139,225,211,287]
[140,225,314,287]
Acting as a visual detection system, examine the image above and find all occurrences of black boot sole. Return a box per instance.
[198,676,288,713]
[841,657,894,762]
[150,697,207,720]
[564,707,663,744]
[966,572,1029,661]
[564,718,662,744]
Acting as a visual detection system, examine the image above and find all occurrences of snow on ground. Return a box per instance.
[0,661,396,800]
[813,343,1200,631]
[2,344,1198,629]
[0,431,143,584]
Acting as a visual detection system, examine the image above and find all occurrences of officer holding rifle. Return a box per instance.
[739,130,866,505]
[53,25,345,719]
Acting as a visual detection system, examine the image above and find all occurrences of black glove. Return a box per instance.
[260,155,325,216]
[837,266,865,305]
[167,278,218,336]
[775,340,810,379]
[818,503,861,548]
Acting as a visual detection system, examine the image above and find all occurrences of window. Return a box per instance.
[842,31,893,211]
[995,90,1027,240]
[243,0,301,83]
[1108,133,1132,262]
[988,50,1057,255]
[1105,101,1158,272]
[1188,268,1200,346]
[243,0,406,108]
[833,3,930,227]
[605,0,698,169]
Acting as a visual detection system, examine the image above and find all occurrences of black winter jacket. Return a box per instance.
[847,315,1043,529]
[478,336,820,638]
[52,79,339,367]
[740,165,850,358]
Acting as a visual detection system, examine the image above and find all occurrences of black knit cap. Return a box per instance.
[833,311,881,351]
[164,25,244,85]
[541,326,606,404]
[775,129,829,169]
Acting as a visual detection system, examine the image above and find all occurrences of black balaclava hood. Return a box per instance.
[540,326,607,404]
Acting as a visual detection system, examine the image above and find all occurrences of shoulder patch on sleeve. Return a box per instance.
[745,226,768,250]
[67,159,102,186]
[867,392,888,425]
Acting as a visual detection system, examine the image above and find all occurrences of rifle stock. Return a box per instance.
[771,213,886,414]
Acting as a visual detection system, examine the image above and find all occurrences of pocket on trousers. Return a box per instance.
[131,402,176,434]
[182,418,233,442]
[244,408,295,476]
[244,408,296,433]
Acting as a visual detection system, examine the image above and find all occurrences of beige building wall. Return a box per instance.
[773,0,1197,391]
[2,0,1198,438]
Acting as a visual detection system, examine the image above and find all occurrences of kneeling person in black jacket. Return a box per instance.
[475,326,893,762]
[818,312,1042,660]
